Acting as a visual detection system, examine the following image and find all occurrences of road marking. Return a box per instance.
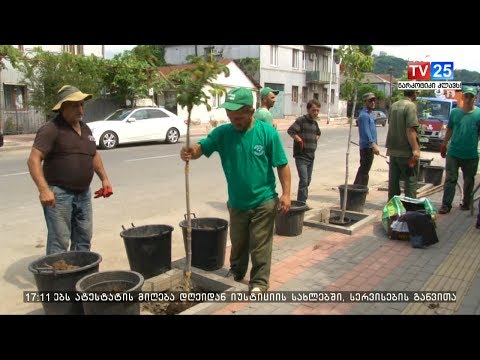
[125,154,177,162]
[0,171,29,177]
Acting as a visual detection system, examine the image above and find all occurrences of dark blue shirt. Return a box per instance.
[357,108,377,150]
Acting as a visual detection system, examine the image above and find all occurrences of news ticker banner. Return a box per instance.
[24,291,457,304]
[397,81,462,91]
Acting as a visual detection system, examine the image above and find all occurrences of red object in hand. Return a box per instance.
[297,139,304,151]
[94,188,113,198]
[408,157,417,168]
[440,143,447,158]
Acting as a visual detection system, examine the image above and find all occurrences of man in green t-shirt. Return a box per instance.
[180,87,292,293]
[254,87,279,128]
[438,86,480,215]
[385,90,421,200]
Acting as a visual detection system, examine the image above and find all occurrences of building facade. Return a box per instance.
[164,45,340,119]
[0,45,104,134]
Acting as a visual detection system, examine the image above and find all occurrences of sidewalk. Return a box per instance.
[179,181,480,315]
[0,116,350,152]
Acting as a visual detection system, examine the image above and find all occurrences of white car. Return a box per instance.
[87,107,187,149]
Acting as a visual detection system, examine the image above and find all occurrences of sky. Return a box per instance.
[104,45,136,59]
[104,45,480,73]
[372,45,480,73]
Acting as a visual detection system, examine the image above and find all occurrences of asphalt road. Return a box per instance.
[0,125,406,314]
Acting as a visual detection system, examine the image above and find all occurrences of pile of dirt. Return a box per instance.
[50,260,80,270]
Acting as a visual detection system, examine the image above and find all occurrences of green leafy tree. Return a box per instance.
[16,47,106,117]
[103,50,166,107]
[0,45,22,70]
[168,54,230,289]
[132,45,167,67]
[337,45,374,223]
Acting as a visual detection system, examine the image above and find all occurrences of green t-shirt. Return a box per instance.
[254,107,274,125]
[447,107,480,159]
[385,98,419,157]
[198,120,288,210]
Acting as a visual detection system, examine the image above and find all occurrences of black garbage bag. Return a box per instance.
[400,211,439,248]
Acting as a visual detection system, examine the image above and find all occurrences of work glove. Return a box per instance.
[440,143,447,158]
[94,188,113,198]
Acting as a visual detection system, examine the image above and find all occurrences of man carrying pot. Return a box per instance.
[180,87,291,293]
[27,85,113,255]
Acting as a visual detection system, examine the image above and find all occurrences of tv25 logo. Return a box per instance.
[407,62,454,81]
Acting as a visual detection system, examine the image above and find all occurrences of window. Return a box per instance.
[292,49,299,69]
[302,87,308,102]
[212,93,222,108]
[330,89,335,104]
[270,45,278,66]
[302,51,306,70]
[61,45,83,55]
[4,85,27,110]
[147,109,169,118]
[292,86,298,103]
[322,88,328,103]
[322,55,329,73]
[131,109,148,120]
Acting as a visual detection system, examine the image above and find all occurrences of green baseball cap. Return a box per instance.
[260,87,280,97]
[220,87,254,111]
[462,86,478,96]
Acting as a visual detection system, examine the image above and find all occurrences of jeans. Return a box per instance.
[43,186,93,255]
[354,148,374,186]
[295,157,314,203]
[228,198,278,291]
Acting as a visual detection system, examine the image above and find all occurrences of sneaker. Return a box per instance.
[460,204,470,211]
[226,270,244,282]
[439,206,451,214]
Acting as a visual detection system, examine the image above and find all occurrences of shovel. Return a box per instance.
[350,141,389,163]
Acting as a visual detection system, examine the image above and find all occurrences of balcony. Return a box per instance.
[306,71,337,84]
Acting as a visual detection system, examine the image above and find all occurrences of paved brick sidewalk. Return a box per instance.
[182,182,480,315]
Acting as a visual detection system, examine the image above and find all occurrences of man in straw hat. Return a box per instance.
[27,85,113,255]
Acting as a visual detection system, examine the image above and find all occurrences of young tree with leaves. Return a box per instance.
[337,45,374,223]
[170,54,229,289]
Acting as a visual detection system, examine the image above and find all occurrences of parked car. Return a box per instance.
[355,110,388,127]
[87,107,187,149]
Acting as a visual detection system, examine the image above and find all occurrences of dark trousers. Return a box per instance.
[354,148,374,186]
[295,157,314,203]
[228,198,278,291]
[388,156,418,200]
[441,155,479,209]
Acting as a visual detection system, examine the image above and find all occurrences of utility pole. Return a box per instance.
[388,66,393,109]
[327,45,334,125]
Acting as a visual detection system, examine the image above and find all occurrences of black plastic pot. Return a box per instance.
[418,158,434,182]
[275,200,308,236]
[28,251,102,315]
[120,224,173,279]
[338,184,369,213]
[423,165,444,186]
[75,270,144,315]
[179,215,228,271]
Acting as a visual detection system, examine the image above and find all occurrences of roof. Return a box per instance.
[375,73,397,84]
[159,59,231,76]
[361,73,392,84]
